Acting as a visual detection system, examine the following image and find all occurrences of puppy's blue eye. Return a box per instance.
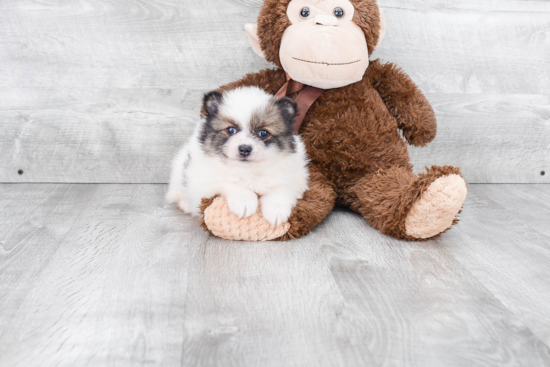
[300,7,310,18]
[227,127,237,135]
[258,130,270,139]
[334,7,344,18]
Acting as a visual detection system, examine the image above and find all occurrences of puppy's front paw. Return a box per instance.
[225,191,259,218]
[261,196,294,227]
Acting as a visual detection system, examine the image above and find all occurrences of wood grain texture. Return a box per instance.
[0,0,548,93]
[0,0,270,91]
[439,184,550,347]
[0,87,196,183]
[1,89,548,183]
[374,0,550,94]
[410,94,550,183]
[1,183,550,366]
[0,0,549,184]
[0,184,191,367]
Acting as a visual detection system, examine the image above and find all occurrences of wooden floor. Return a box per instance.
[1,183,549,366]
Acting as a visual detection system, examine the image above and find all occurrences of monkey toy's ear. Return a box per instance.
[377,9,387,47]
[244,23,266,59]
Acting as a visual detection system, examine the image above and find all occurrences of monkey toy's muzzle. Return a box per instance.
[279,17,370,89]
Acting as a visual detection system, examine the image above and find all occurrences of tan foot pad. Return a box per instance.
[405,174,467,239]
[203,197,290,242]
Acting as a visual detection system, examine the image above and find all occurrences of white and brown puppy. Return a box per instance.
[167,86,309,226]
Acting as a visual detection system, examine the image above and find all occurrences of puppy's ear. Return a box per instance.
[275,97,298,125]
[203,91,223,117]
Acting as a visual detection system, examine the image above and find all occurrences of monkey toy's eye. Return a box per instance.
[300,7,311,18]
[258,130,270,139]
[334,7,344,18]
[227,126,237,135]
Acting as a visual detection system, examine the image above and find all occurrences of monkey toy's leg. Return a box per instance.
[199,167,337,241]
[343,165,467,240]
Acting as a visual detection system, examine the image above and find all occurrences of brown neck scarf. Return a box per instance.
[276,73,325,133]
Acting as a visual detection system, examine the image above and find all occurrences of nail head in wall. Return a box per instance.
[18,169,24,175]
[542,171,546,176]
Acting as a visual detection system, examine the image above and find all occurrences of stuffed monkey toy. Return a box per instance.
[199,0,467,241]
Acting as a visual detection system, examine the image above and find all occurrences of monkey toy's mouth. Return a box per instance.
[292,57,361,66]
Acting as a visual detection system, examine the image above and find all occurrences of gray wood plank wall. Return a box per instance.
[1,0,549,183]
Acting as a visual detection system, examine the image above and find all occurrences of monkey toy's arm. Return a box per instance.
[367,59,437,147]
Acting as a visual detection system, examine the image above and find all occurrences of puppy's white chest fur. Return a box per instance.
[167,87,309,227]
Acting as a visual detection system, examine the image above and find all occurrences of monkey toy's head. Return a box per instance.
[245,0,386,89]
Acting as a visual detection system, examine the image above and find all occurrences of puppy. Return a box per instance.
[167,86,309,227]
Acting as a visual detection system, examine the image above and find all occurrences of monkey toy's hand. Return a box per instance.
[369,60,437,147]
[199,196,291,242]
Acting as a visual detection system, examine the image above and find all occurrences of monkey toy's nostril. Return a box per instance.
[239,145,253,157]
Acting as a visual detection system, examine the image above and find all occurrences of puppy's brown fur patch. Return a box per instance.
[199,115,236,158]
[250,99,296,152]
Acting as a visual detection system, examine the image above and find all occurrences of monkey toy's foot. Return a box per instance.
[404,174,467,239]
[199,196,290,241]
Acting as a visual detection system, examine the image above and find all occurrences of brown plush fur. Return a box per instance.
[343,165,463,240]
[200,0,464,241]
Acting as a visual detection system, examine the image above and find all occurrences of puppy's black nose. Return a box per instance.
[239,145,252,157]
